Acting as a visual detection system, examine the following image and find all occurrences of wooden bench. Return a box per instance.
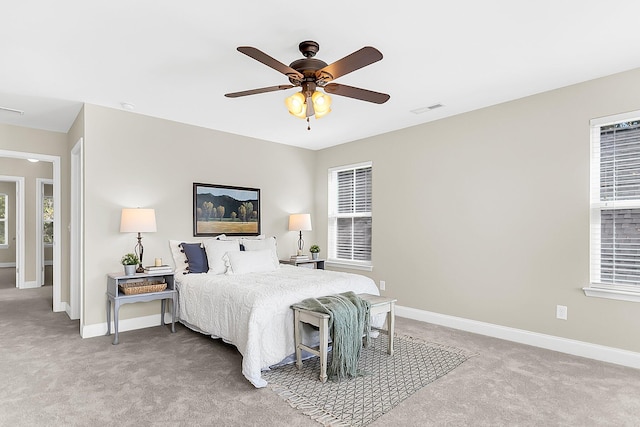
[292,293,397,382]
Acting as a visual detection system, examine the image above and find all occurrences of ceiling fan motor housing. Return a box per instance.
[298,40,320,57]
[288,58,329,85]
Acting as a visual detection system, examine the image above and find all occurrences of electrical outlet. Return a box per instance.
[379,280,386,291]
[556,305,568,320]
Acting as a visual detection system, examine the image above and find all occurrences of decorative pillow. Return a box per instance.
[203,239,241,274]
[169,239,195,274]
[224,250,278,275]
[179,242,208,274]
[241,236,279,265]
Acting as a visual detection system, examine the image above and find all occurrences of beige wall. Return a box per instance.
[315,67,640,353]
[0,155,53,282]
[82,104,316,326]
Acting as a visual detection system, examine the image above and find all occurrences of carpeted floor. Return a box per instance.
[1,284,640,426]
[0,267,16,289]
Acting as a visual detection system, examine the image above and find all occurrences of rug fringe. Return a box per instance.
[395,333,479,359]
[269,384,350,426]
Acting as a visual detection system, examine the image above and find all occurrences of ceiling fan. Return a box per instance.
[224,40,390,128]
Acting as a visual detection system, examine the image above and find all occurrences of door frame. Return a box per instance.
[0,149,63,312]
[70,138,83,322]
[0,175,24,288]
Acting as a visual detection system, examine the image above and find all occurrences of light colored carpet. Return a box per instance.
[0,267,16,289]
[1,284,640,426]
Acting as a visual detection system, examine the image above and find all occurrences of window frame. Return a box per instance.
[327,161,373,271]
[0,193,7,249]
[584,109,640,303]
[43,195,54,247]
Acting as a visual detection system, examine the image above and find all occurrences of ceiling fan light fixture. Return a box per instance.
[285,92,306,118]
[312,91,331,118]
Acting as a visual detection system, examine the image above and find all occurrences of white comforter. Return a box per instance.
[175,265,379,388]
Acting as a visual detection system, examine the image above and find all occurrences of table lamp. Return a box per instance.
[120,208,157,272]
[288,213,312,255]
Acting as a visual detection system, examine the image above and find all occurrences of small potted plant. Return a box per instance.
[121,253,139,276]
[309,245,320,260]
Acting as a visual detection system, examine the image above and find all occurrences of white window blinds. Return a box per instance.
[328,162,372,268]
[590,113,640,290]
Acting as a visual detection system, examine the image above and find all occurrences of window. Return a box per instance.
[586,111,640,302]
[43,195,53,245]
[0,193,7,247]
[328,162,372,270]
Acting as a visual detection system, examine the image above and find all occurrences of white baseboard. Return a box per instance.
[82,312,175,339]
[64,302,80,320]
[396,305,640,370]
[20,280,39,289]
[0,262,16,268]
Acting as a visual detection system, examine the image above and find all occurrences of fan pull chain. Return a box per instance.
[307,117,311,131]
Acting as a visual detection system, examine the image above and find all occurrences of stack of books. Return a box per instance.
[144,264,173,274]
[290,254,309,261]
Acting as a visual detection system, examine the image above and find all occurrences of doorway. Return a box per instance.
[0,149,62,313]
[0,175,24,289]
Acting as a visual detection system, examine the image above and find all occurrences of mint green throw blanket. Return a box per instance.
[292,291,371,380]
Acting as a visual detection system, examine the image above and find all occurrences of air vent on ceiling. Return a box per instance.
[0,106,25,115]
[410,103,444,114]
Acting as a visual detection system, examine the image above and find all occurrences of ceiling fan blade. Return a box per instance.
[237,46,304,81]
[324,83,390,104]
[224,85,294,98]
[316,47,383,82]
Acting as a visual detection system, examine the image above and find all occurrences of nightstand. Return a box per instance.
[280,258,325,270]
[106,271,177,345]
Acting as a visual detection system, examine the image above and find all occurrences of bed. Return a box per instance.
[174,264,380,388]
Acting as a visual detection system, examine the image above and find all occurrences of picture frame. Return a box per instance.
[193,183,261,237]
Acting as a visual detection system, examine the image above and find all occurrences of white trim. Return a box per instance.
[327,160,373,174]
[0,262,16,268]
[81,312,175,339]
[21,280,39,289]
[590,109,640,127]
[326,260,373,271]
[396,305,640,370]
[0,150,62,312]
[70,138,83,322]
[583,286,640,303]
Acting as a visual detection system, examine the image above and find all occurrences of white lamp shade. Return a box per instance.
[120,208,157,233]
[288,213,312,231]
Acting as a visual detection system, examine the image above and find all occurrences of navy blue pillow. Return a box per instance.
[179,242,208,274]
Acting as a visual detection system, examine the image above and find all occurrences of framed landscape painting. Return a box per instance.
[193,183,261,237]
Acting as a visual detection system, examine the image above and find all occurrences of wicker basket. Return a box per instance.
[119,280,167,295]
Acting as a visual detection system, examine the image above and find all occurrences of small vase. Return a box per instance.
[312,253,319,260]
[124,265,136,276]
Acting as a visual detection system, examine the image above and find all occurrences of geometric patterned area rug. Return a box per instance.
[263,334,474,426]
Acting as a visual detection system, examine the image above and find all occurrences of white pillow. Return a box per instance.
[241,236,279,265]
[224,250,278,275]
[203,239,241,274]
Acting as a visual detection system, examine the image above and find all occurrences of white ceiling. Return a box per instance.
[2,1,640,150]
